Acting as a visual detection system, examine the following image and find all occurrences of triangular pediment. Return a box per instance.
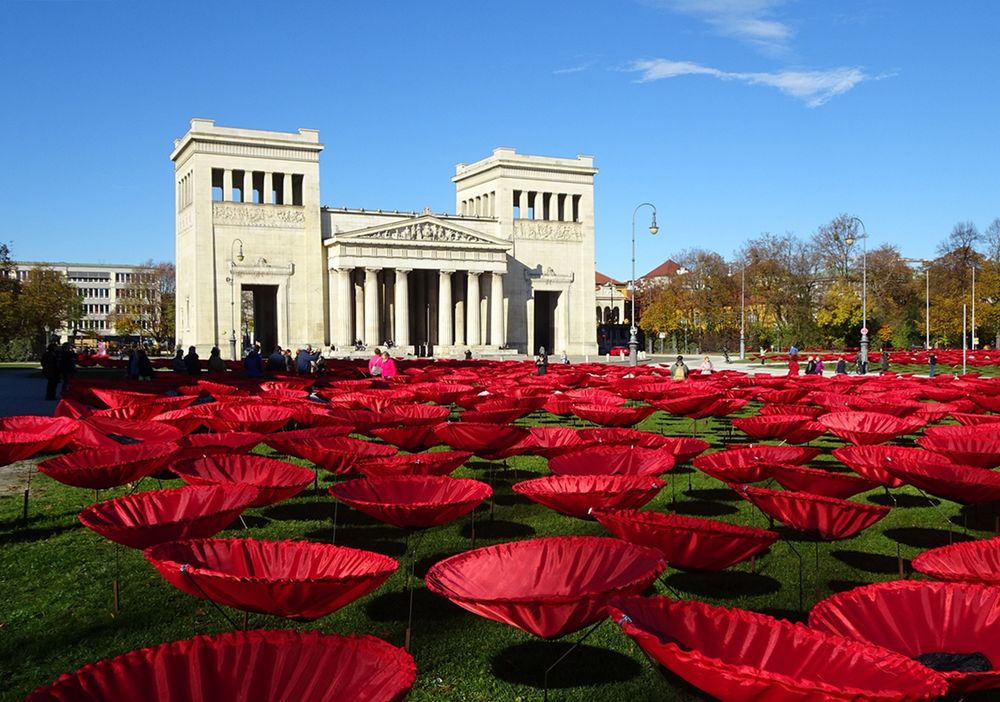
[329,215,510,250]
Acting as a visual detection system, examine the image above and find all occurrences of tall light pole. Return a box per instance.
[838,217,869,371]
[903,258,931,349]
[629,202,659,367]
[226,238,245,360]
[728,262,747,359]
[972,263,977,350]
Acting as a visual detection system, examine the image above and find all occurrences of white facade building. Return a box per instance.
[172,119,599,358]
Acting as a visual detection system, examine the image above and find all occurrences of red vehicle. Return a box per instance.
[609,345,630,357]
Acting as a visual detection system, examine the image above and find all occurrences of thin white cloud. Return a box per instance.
[553,61,596,75]
[630,58,872,107]
[653,0,793,52]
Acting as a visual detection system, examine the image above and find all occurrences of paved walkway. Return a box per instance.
[0,368,59,418]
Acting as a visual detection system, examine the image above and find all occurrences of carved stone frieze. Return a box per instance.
[513,221,583,241]
[356,221,483,243]
[213,202,306,228]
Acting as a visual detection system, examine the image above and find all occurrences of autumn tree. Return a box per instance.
[19,268,82,350]
[107,260,175,345]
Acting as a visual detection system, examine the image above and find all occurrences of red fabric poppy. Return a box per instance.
[810,580,1000,694]
[913,537,1000,586]
[78,484,259,549]
[329,476,491,529]
[294,436,397,475]
[262,426,354,456]
[369,425,440,452]
[818,411,924,445]
[692,446,819,485]
[145,538,398,621]
[82,416,183,445]
[917,428,1000,469]
[882,458,1000,504]
[548,445,675,476]
[171,432,263,464]
[26,629,416,702]
[204,405,295,434]
[766,464,881,500]
[608,596,948,702]
[738,486,890,540]
[432,422,529,455]
[731,415,821,441]
[425,536,666,639]
[0,415,77,452]
[570,403,656,427]
[512,475,664,518]
[594,509,778,571]
[355,450,472,478]
[38,442,177,489]
[173,455,314,507]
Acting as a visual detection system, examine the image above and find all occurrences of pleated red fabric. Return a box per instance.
[38,442,177,489]
[731,415,818,441]
[738,486,890,540]
[459,407,529,424]
[569,403,656,427]
[173,455,314,507]
[82,416,183,445]
[171,432,263,464]
[425,536,666,639]
[917,430,1000,469]
[329,476,491,529]
[262,426,354,456]
[79,485,259,549]
[692,446,819,484]
[378,403,452,426]
[26,629,417,702]
[528,426,590,458]
[548,445,675,477]
[369,425,440,452]
[594,509,778,571]
[766,464,881,499]
[355,450,473,478]
[608,596,948,702]
[829,445,942,488]
[512,475,665,518]
[145,538,398,620]
[204,405,295,434]
[818,411,924,446]
[810,580,1000,694]
[432,422,529,454]
[882,459,1000,504]
[913,537,1000,586]
[294,437,397,475]
[649,394,723,417]
[0,415,77,452]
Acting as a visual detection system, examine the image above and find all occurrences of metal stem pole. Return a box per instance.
[963,304,967,375]
[860,235,868,369]
[925,267,930,350]
[972,265,976,350]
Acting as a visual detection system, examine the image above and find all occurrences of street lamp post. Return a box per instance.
[227,238,245,360]
[629,203,659,367]
[839,217,869,372]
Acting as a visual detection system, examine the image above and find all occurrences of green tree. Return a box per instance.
[19,267,81,353]
[108,260,175,345]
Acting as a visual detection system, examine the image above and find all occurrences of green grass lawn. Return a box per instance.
[1,403,994,701]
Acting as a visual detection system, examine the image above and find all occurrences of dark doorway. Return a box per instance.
[533,291,558,354]
[244,284,278,353]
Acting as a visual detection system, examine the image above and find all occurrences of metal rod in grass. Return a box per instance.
[543,619,606,702]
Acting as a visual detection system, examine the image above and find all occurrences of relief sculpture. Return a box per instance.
[213,203,306,228]
[514,221,583,241]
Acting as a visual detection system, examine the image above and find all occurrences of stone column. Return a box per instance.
[354,271,365,345]
[283,173,293,206]
[394,268,410,347]
[243,171,252,203]
[438,270,453,347]
[467,271,481,345]
[223,170,233,201]
[364,268,381,346]
[264,172,273,204]
[517,190,527,218]
[491,272,504,346]
[336,268,353,347]
[537,192,546,220]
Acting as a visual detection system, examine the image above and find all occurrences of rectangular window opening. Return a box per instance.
[211,168,224,201]
[272,173,284,205]
[291,174,304,206]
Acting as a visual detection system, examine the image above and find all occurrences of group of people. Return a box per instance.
[41,341,78,400]
[367,347,398,379]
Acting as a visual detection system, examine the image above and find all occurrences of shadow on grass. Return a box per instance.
[757,607,807,624]
[459,519,535,541]
[0,522,78,545]
[303,525,407,557]
[830,549,909,575]
[683,488,741,502]
[262,500,341,523]
[950,504,1000,532]
[670,500,738,517]
[491,640,642,689]
[226,515,269,529]
[365,586,462,622]
[883,527,974,549]
[827,579,869,593]
[665,570,781,599]
[867,493,940,508]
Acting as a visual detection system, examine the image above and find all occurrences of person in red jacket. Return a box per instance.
[787,352,800,376]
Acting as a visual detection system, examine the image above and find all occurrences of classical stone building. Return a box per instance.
[172,119,598,358]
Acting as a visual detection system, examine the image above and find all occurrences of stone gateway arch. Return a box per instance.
[171,119,598,358]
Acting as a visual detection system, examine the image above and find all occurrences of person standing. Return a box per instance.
[700,355,713,374]
[244,343,263,378]
[267,346,285,372]
[815,357,825,375]
[929,351,937,378]
[671,355,690,380]
[379,350,398,379]
[41,342,60,400]
[58,342,77,397]
[171,348,186,372]
[787,352,800,376]
[207,347,226,373]
[184,346,201,375]
[835,356,847,375]
[368,347,384,376]
[535,347,549,375]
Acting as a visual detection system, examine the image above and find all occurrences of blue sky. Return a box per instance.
[1,1,997,281]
